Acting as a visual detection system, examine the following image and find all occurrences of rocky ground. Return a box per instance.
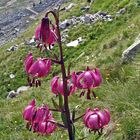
[0,0,67,46]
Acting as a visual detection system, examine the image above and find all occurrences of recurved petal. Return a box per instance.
[23,105,35,122]
[46,121,56,134]
[24,53,34,73]
[96,111,106,127]
[82,71,94,88]
[57,80,64,95]
[35,25,41,40]
[47,30,57,45]
[104,109,110,125]
[87,114,100,130]
[77,72,86,89]
[71,72,77,86]
[44,59,51,75]
[38,121,47,134]
[29,99,36,106]
[51,76,59,94]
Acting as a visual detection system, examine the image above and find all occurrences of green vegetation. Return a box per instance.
[0,0,140,139]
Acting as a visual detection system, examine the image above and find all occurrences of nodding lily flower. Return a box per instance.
[83,108,110,131]
[23,99,36,122]
[24,53,51,87]
[35,17,57,48]
[32,105,55,133]
[51,76,76,96]
[72,67,102,99]
[23,100,56,135]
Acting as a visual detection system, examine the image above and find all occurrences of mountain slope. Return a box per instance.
[0,0,140,139]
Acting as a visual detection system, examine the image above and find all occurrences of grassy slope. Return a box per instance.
[0,0,140,139]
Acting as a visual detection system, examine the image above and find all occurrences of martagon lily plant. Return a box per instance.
[23,7,110,140]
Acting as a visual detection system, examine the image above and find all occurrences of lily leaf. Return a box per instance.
[61,112,67,127]
[58,93,63,108]
[51,98,60,110]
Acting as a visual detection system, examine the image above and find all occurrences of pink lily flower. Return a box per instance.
[24,53,51,78]
[32,105,56,134]
[24,53,51,87]
[35,17,57,47]
[28,58,51,78]
[72,67,102,99]
[23,99,36,122]
[51,76,76,96]
[83,108,110,131]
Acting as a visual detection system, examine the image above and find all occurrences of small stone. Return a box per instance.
[16,86,29,94]
[7,90,16,99]
[29,38,35,45]
[65,3,76,11]
[15,28,20,32]
[80,14,92,23]
[60,19,73,29]
[66,37,83,47]
[116,8,126,16]
[7,45,19,52]
[81,6,90,12]
[9,74,15,79]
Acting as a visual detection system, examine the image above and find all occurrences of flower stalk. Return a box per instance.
[46,11,74,140]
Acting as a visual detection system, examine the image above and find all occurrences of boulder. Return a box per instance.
[122,39,140,62]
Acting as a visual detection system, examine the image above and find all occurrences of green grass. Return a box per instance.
[0,0,140,139]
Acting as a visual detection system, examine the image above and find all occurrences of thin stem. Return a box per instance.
[48,120,66,128]
[51,59,61,64]
[46,11,74,140]
[74,114,85,123]
[49,108,62,112]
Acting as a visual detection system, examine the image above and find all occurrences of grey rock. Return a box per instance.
[66,37,83,47]
[99,12,113,21]
[65,3,76,11]
[15,28,20,32]
[80,14,92,23]
[81,6,90,12]
[122,39,140,62]
[60,19,73,29]
[116,8,126,16]
[16,86,29,94]
[135,33,140,42]
[7,90,16,99]
[7,45,19,52]
[59,11,113,30]
[29,38,35,45]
